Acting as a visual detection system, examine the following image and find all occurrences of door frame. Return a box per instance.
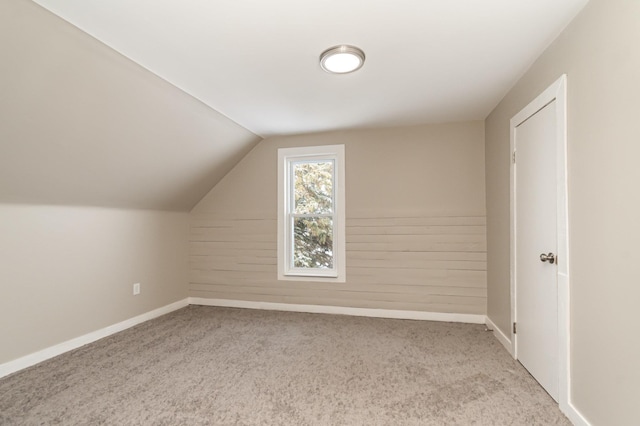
[510,75,570,410]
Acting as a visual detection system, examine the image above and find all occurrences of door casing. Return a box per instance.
[509,75,570,412]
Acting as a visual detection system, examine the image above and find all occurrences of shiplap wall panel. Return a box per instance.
[188,123,487,315]
[190,274,485,290]
[189,214,486,314]
[189,282,486,297]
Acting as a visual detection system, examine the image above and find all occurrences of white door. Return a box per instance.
[514,100,559,401]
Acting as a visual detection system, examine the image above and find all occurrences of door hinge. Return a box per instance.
[513,322,517,334]
[512,151,516,163]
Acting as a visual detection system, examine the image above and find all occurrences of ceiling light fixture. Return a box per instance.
[320,45,365,74]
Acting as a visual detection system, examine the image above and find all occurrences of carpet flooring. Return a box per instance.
[0,306,570,425]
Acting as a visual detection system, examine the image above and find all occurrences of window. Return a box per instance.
[278,145,345,282]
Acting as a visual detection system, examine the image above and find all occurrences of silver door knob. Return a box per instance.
[540,253,556,264]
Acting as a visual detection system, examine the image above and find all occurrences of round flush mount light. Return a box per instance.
[320,45,365,74]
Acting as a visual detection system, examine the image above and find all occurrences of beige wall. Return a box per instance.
[0,204,188,364]
[191,122,486,314]
[485,0,640,423]
[0,0,260,211]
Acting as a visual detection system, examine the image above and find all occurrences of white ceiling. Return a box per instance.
[31,0,588,137]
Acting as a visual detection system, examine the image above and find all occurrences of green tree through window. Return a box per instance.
[292,161,334,269]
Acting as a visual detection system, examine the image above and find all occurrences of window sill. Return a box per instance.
[278,273,345,283]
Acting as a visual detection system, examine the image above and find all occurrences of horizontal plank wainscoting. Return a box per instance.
[189,213,486,315]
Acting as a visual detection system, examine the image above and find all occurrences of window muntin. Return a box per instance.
[278,145,345,282]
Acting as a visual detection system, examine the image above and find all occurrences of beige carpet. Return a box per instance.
[0,306,570,425]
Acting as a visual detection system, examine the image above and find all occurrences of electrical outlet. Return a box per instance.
[133,283,141,295]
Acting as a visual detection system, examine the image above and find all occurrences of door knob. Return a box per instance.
[540,253,556,264]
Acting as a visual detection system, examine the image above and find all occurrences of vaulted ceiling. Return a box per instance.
[0,0,588,211]
[30,0,588,136]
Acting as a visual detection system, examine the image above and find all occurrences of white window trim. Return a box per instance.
[277,144,346,282]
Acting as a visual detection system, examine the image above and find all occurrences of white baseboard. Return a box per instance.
[0,298,189,379]
[563,401,592,426]
[485,316,513,356]
[189,297,486,324]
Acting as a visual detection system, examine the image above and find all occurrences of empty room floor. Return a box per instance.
[0,306,569,425]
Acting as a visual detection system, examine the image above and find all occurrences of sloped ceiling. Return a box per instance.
[0,0,261,211]
[31,0,588,137]
[1,0,589,211]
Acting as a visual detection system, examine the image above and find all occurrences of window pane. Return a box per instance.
[293,217,333,269]
[293,161,333,214]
